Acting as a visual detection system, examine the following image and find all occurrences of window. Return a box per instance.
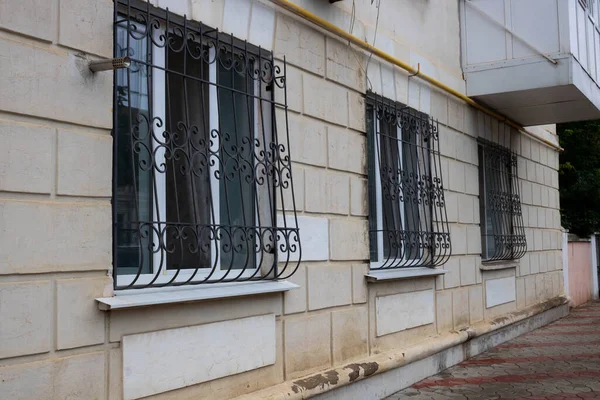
[366,93,451,270]
[478,140,527,261]
[113,0,301,289]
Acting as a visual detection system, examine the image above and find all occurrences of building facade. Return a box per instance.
[1,0,593,399]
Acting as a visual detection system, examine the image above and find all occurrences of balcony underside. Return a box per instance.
[465,56,600,126]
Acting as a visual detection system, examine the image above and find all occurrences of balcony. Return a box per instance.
[460,0,600,126]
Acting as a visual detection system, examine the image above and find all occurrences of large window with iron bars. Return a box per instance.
[113,0,301,289]
[366,93,451,270]
[478,139,527,261]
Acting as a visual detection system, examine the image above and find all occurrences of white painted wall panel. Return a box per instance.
[512,0,560,58]
[376,289,435,337]
[588,18,597,80]
[485,276,516,308]
[122,314,276,400]
[577,4,588,70]
[465,0,507,65]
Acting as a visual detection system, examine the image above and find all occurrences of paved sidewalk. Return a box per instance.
[387,302,600,400]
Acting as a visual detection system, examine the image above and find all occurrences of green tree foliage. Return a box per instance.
[558,120,600,237]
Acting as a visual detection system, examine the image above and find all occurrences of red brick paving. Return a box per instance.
[387,302,600,400]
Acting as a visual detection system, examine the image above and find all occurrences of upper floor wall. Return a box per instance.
[461,0,600,125]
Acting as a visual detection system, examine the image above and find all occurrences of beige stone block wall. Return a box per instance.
[0,0,114,398]
[0,0,565,399]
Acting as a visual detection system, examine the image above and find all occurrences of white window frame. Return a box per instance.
[116,20,268,288]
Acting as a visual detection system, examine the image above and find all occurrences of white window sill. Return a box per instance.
[365,267,447,282]
[480,260,519,271]
[96,280,299,311]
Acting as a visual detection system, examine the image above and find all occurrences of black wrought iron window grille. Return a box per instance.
[478,139,527,261]
[366,93,451,270]
[113,0,301,289]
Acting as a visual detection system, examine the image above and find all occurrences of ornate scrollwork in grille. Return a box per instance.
[113,0,301,289]
[367,93,451,269]
[479,139,527,261]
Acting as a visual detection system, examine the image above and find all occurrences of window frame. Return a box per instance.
[478,139,527,262]
[112,0,301,290]
[366,93,451,271]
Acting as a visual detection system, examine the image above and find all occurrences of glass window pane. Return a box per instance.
[165,34,211,270]
[115,23,153,276]
[218,53,257,271]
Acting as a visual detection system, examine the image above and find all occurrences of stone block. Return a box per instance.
[191,0,224,29]
[527,160,537,182]
[284,112,327,167]
[468,285,484,323]
[329,219,369,261]
[0,0,55,41]
[326,36,366,92]
[531,142,541,162]
[352,263,368,304]
[59,0,112,57]
[430,90,448,125]
[283,264,306,315]
[304,168,349,215]
[516,276,527,310]
[303,74,348,127]
[277,165,304,211]
[275,64,302,113]
[439,125,457,159]
[520,253,530,276]
[443,257,461,289]
[332,307,368,363]
[279,215,328,261]
[452,288,469,329]
[307,264,352,310]
[381,64,396,101]
[521,136,531,159]
[0,352,105,400]
[223,0,251,41]
[521,181,533,205]
[0,39,112,129]
[445,191,459,223]
[467,225,481,255]
[249,2,275,50]
[57,130,112,197]
[155,0,188,15]
[447,159,466,193]
[447,99,465,132]
[395,68,409,105]
[0,119,54,194]
[350,177,368,217]
[109,348,122,400]
[486,276,516,308]
[530,252,540,274]
[457,194,474,224]
[123,315,276,399]
[464,165,479,196]
[460,256,477,286]
[328,126,366,174]
[450,224,467,255]
[275,14,325,75]
[0,200,111,274]
[436,290,453,332]
[0,281,51,359]
[376,289,435,336]
[284,313,331,379]
[56,278,107,350]
[348,90,366,132]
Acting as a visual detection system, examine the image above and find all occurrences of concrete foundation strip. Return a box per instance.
[232,295,569,400]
